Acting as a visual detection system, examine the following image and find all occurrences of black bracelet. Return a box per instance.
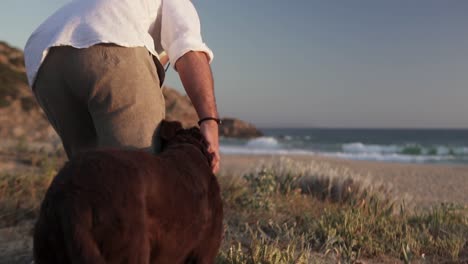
[198,117,222,126]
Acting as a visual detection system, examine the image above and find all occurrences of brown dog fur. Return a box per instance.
[33,120,223,264]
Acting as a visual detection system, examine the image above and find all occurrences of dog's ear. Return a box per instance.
[159,120,183,140]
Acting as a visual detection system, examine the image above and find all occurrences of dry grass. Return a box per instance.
[217,158,468,264]
[0,153,467,263]
[0,160,56,228]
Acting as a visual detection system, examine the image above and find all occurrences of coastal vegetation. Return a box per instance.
[0,146,466,263]
[216,160,468,263]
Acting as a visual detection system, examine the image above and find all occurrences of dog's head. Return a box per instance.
[155,120,214,165]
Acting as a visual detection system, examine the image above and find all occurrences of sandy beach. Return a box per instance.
[220,153,468,208]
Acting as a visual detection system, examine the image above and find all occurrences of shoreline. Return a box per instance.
[220,153,468,208]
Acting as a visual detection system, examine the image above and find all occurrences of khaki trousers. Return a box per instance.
[33,44,166,158]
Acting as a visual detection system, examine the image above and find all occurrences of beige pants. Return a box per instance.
[33,44,166,158]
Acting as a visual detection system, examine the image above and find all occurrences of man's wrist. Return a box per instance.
[198,117,221,126]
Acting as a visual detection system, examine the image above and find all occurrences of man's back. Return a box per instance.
[24,0,161,86]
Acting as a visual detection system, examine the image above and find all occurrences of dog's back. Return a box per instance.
[34,121,223,264]
[34,150,152,263]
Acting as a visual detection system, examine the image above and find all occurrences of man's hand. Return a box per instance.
[200,121,220,173]
[175,51,220,173]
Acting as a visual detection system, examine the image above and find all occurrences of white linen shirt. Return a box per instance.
[24,0,213,87]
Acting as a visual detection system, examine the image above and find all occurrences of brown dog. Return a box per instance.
[33,120,223,264]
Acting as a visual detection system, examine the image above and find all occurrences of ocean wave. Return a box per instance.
[246,137,281,149]
[219,138,468,164]
[222,136,316,155]
[220,145,315,155]
[220,145,456,163]
[323,152,453,163]
[342,142,468,156]
[454,147,468,155]
[342,143,399,154]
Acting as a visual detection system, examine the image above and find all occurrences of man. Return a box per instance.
[24,0,220,173]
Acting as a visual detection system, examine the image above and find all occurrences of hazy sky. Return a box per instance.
[1,0,468,128]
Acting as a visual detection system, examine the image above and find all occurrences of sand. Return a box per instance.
[220,154,468,208]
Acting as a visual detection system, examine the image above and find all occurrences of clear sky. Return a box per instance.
[1,0,467,128]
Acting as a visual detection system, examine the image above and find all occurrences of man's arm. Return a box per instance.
[175,51,220,174]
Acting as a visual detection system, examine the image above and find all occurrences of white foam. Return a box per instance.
[453,147,468,155]
[246,137,280,149]
[342,142,399,154]
[341,142,468,157]
[219,145,454,163]
[220,145,315,156]
[435,146,450,155]
[323,152,452,163]
[219,139,466,164]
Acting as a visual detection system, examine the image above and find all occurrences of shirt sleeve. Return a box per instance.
[161,0,214,70]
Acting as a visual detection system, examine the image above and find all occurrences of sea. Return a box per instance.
[219,128,468,165]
